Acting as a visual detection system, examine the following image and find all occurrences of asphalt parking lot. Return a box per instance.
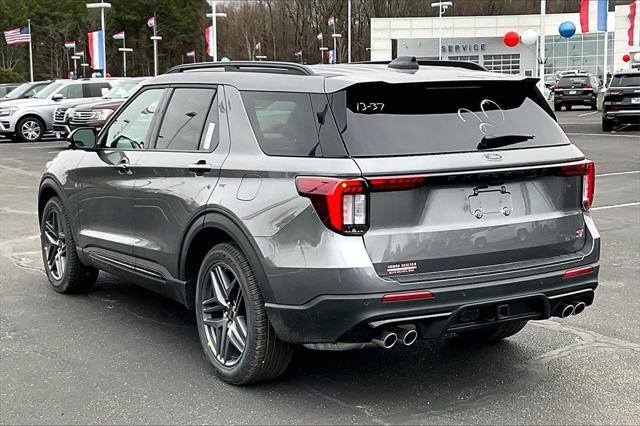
[1,110,639,424]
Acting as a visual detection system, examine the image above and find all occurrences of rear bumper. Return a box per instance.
[603,109,640,122]
[555,94,596,104]
[266,267,598,343]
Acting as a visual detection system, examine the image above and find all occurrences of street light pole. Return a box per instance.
[347,0,352,63]
[206,3,227,62]
[431,1,452,61]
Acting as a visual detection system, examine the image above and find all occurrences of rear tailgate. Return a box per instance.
[329,78,591,280]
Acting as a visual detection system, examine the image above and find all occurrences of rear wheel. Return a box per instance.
[602,118,613,132]
[591,100,597,110]
[565,104,572,111]
[16,116,44,142]
[554,103,561,112]
[40,197,98,293]
[195,243,292,385]
[454,321,527,344]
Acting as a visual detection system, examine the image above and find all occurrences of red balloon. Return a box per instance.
[503,31,520,47]
[622,54,631,62]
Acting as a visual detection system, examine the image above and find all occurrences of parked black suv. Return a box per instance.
[602,70,640,131]
[554,73,600,111]
[39,59,599,385]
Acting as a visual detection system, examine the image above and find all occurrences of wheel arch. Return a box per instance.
[38,176,66,223]
[180,208,275,311]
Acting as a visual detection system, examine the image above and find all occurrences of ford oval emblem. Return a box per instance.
[484,153,503,161]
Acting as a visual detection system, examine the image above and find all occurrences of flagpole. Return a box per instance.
[347,0,352,63]
[539,0,546,93]
[27,19,33,82]
[122,34,127,77]
[100,0,106,75]
[321,35,324,64]
[153,12,158,76]
[603,31,608,85]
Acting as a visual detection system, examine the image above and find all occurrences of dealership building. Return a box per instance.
[370,4,638,78]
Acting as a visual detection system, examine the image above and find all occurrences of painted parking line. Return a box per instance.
[591,202,640,211]
[577,111,600,117]
[566,132,640,138]
[597,170,640,177]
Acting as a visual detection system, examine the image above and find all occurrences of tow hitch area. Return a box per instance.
[448,297,546,333]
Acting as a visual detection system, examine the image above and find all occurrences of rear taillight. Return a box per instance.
[296,175,429,235]
[296,177,368,235]
[561,161,595,211]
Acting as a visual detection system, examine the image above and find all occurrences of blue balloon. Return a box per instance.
[559,21,576,38]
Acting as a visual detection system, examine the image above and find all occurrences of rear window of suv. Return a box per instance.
[610,74,640,87]
[557,76,590,87]
[328,80,569,157]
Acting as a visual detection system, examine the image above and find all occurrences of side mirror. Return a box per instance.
[52,93,64,101]
[67,128,98,151]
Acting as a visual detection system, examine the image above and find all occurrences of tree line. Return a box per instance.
[0,0,631,81]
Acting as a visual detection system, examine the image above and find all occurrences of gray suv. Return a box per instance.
[38,59,600,385]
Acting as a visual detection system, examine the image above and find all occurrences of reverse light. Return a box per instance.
[563,266,593,279]
[561,161,595,211]
[382,290,434,303]
[296,177,368,235]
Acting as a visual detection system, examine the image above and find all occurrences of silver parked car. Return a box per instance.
[38,59,599,385]
[0,79,115,142]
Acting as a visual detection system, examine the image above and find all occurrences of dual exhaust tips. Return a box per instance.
[558,301,587,318]
[372,325,418,349]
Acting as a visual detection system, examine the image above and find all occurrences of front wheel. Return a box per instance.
[554,103,561,112]
[565,104,572,111]
[16,116,44,142]
[195,243,292,385]
[40,197,98,293]
[454,321,528,344]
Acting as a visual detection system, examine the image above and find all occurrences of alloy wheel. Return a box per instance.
[21,120,41,141]
[43,209,67,281]
[200,263,248,367]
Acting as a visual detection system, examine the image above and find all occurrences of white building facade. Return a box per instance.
[370,5,639,79]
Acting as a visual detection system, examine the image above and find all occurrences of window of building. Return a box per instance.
[449,55,480,64]
[483,54,520,74]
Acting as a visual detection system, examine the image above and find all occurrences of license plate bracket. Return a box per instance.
[468,185,513,219]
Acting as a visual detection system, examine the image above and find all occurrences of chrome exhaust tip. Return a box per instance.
[394,325,418,346]
[559,303,575,318]
[573,301,586,315]
[372,330,398,349]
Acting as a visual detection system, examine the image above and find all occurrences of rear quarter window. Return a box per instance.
[241,91,346,158]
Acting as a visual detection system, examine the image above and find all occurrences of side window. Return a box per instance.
[154,88,217,151]
[102,89,165,150]
[58,84,83,99]
[241,91,321,157]
[84,83,111,97]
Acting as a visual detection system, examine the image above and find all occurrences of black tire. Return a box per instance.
[195,243,292,385]
[602,118,614,132]
[454,321,527,344]
[40,197,98,293]
[565,104,572,111]
[15,116,45,142]
[554,103,561,112]
[591,101,597,111]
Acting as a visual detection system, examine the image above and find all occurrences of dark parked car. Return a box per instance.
[553,73,600,111]
[38,59,599,385]
[0,80,52,103]
[52,78,148,138]
[0,83,20,97]
[602,70,640,131]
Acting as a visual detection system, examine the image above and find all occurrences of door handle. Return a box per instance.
[188,161,212,175]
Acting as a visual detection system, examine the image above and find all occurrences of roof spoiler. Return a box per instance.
[354,58,488,72]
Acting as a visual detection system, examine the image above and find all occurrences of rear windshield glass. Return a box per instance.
[558,76,590,87]
[611,74,640,87]
[329,81,569,157]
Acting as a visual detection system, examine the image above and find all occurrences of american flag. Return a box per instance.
[4,26,31,45]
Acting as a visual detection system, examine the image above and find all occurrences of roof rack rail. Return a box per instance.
[166,61,314,76]
[353,59,487,72]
